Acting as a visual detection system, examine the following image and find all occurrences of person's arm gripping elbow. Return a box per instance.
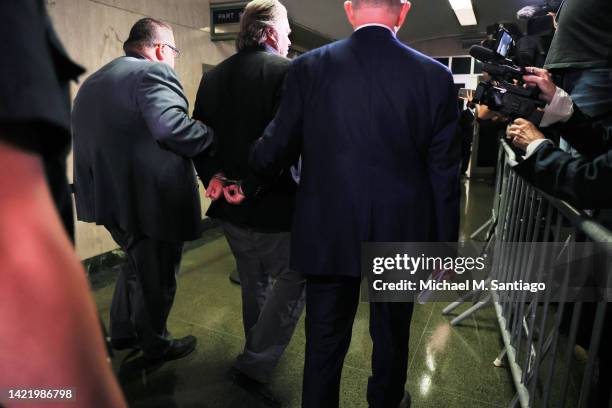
[250,62,303,178]
[137,63,214,158]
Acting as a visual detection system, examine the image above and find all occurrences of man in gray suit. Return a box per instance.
[72,18,215,364]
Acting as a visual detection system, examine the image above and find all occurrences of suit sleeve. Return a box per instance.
[136,63,215,158]
[250,62,303,177]
[428,74,461,242]
[241,66,293,198]
[550,107,612,158]
[515,143,612,209]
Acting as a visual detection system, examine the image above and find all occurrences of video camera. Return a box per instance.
[470,25,546,125]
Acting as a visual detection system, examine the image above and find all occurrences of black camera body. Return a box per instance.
[470,26,546,125]
[473,81,544,124]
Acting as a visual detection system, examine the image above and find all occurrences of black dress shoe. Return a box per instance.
[229,368,281,408]
[229,269,241,285]
[111,337,141,351]
[398,391,411,408]
[143,335,197,365]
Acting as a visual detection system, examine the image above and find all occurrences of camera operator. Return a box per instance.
[505,66,611,408]
[544,0,612,153]
[504,67,612,209]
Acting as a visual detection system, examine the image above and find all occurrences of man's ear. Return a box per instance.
[395,2,412,30]
[154,45,164,62]
[265,26,277,45]
[344,1,356,27]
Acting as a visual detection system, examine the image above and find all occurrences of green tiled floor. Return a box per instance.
[93,178,516,407]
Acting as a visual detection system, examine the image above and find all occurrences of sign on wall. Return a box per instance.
[210,2,248,41]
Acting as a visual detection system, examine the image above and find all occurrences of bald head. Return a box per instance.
[343,1,411,32]
[352,0,403,10]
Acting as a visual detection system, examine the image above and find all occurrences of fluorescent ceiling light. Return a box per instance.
[448,0,472,8]
[448,0,477,26]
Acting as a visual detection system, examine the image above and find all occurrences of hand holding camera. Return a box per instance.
[522,67,556,104]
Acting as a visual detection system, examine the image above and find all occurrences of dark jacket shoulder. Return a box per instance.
[208,47,289,78]
[0,0,84,155]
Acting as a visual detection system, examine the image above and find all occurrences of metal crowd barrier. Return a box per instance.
[444,139,611,408]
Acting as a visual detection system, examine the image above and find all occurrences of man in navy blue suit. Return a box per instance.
[249,1,460,406]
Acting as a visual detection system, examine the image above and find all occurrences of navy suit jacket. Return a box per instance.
[250,26,461,277]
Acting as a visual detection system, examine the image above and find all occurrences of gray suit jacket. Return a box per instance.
[72,55,214,241]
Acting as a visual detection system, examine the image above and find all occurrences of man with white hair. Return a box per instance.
[193,1,304,403]
[250,1,461,407]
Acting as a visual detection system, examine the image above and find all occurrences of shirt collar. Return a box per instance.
[355,23,396,37]
[125,51,148,60]
[263,43,280,55]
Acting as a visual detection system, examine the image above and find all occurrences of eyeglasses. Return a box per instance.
[156,43,180,57]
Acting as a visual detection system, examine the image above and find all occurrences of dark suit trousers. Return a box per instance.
[302,276,414,408]
[105,225,184,357]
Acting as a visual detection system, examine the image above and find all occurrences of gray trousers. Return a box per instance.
[222,222,305,383]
